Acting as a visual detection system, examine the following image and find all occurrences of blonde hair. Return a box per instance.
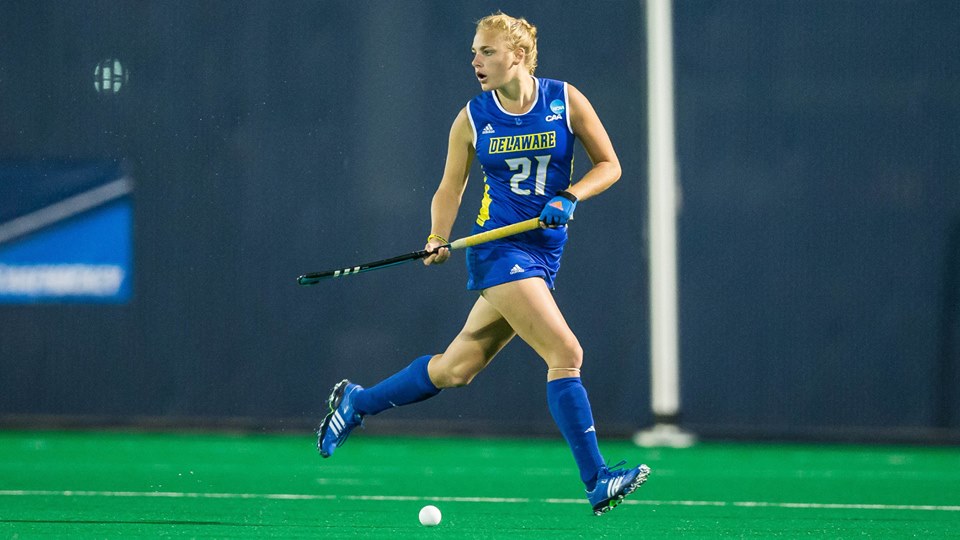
[476,11,538,75]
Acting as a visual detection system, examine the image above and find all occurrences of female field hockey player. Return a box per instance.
[317,11,650,515]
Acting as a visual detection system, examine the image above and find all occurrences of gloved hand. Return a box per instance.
[539,190,578,228]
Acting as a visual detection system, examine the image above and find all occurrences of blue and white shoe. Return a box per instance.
[587,461,651,515]
[317,379,364,458]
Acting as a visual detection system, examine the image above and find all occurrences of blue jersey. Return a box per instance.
[464,77,575,290]
[466,77,575,236]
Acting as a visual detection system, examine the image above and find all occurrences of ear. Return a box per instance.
[512,47,526,69]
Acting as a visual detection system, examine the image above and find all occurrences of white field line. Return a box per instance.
[0,490,958,512]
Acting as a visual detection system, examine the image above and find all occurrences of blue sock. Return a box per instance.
[353,355,441,416]
[547,377,605,491]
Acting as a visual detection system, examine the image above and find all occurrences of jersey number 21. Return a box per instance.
[506,155,551,196]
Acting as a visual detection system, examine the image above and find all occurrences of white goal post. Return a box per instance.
[635,0,696,448]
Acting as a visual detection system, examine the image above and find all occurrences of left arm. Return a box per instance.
[564,83,621,201]
[538,84,621,227]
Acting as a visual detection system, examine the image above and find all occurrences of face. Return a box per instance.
[471,28,522,91]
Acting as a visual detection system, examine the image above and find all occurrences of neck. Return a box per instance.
[495,74,536,113]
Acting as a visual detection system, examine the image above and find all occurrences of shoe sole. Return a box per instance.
[316,379,350,458]
[593,464,651,516]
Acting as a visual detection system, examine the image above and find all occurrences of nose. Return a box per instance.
[472,53,482,68]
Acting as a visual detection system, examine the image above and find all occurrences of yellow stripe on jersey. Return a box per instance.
[488,131,557,154]
[476,180,492,226]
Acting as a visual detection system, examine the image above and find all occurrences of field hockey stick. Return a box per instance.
[296,217,541,285]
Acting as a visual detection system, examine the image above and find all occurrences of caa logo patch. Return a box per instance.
[545,99,565,122]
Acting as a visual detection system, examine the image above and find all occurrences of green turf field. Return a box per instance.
[1,430,958,538]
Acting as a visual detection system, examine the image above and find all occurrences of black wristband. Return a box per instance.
[556,190,578,203]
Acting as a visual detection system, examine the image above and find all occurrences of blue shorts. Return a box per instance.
[465,228,566,291]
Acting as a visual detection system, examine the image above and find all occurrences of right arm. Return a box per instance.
[424,107,475,265]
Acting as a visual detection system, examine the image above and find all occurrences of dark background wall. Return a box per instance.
[1,0,957,441]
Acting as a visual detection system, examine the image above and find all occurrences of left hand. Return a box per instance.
[539,191,578,228]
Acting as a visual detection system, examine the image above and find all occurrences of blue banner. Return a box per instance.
[0,162,133,303]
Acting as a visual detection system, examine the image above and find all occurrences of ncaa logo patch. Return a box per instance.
[546,99,565,122]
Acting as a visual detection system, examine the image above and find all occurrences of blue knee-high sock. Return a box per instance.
[353,355,441,416]
[547,377,606,490]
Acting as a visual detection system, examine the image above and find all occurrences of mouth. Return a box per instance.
[476,72,488,84]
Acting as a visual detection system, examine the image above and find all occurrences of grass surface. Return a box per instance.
[1,430,959,538]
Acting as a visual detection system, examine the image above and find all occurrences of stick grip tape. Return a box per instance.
[448,217,541,250]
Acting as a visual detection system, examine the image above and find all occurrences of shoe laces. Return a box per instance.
[606,459,628,472]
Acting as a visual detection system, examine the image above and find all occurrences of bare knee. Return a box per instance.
[545,338,583,371]
[428,353,483,389]
[440,365,479,388]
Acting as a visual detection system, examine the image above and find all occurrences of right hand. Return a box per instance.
[423,239,450,266]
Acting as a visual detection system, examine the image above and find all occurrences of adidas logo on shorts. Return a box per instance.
[509,264,525,275]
